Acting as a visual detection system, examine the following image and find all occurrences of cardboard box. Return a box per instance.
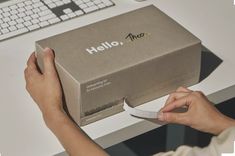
[36,5,201,126]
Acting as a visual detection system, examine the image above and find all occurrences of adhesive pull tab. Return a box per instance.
[123,98,160,119]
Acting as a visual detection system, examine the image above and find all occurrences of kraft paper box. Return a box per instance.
[36,5,201,126]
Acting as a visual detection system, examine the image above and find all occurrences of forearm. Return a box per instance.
[43,111,108,156]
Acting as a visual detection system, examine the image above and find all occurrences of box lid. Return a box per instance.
[36,5,200,83]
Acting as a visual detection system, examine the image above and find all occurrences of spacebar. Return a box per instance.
[0,28,29,41]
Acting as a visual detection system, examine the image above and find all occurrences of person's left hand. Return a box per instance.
[24,48,64,121]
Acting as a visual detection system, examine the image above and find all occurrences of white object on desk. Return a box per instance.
[123,98,160,119]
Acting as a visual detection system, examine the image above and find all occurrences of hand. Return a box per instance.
[158,87,235,135]
[25,48,109,156]
[24,48,64,121]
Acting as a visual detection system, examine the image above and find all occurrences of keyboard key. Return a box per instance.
[10,15,18,20]
[74,0,83,5]
[55,1,64,6]
[86,2,95,6]
[18,13,26,18]
[39,6,48,11]
[2,7,10,12]
[75,10,84,16]
[60,15,69,20]
[83,6,99,13]
[18,8,26,13]
[25,0,33,5]
[1,28,9,34]
[28,24,40,30]
[10,10,18,15]
[31,19,40,24]
[48,3,56,8]
[94,0,102,4]
[17,2,25,7]
[9,26,17,31]
[39,21,49,27]
[8,20,17,26]
[39,10,52,17]
[16,18,24,23]
[24,21,32,26]
[24,16,32,21]
[32,8,40,13]
[79,4,87,9]
[3,17,11,22]
[10,5,18,10]
[63,8,73,14]
[68,12,76,18]
[3,12,11,17]
[31,13,39,19]
[25,10,34,15]
[44,0,52,4]
[33,2,44,8]
[48,17,60,24]
[39,14,56,21]
[25,5,33,10]
[103,0,113,6]
[63,0,71,4]
[98,3,105,8]
[16,23,25,29]
[0,28,28,40]
[1,23,9,28]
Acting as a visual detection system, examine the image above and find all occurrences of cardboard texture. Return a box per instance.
[36,5,201,126]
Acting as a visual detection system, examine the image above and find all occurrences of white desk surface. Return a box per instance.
[1,0,235,155]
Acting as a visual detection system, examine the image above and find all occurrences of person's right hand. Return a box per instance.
[158,87,235,135]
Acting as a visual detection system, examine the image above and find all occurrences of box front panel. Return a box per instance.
[80,43,201,125]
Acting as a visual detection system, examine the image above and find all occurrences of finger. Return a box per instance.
[25,53,41,78]
[24,67,41,83]
[165,92,190,105]
[176,86,192,92]
[25,68,37,93]
[27,52,38,70]
[162,96,191,112]
[158,112,188,125]
[42,48,56,76]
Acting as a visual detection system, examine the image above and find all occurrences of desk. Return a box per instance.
[0,0,235,155]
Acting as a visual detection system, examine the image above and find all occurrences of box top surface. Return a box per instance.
[36,5,200,83]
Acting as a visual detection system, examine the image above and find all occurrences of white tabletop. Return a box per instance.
[1,0,235,156]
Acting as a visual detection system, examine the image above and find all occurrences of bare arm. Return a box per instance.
[24,48,108,156]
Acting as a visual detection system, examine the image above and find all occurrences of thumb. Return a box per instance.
[158,112,188,125]
[42,48,56,75]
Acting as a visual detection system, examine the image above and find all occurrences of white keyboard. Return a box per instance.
[0,0,114,41]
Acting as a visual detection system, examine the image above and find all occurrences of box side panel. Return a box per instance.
[35,43,81,125]
[35,43,45,72]
[56,63,81,125]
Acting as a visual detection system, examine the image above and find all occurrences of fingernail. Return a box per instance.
[44,47,51,53]
[157,112,164,121]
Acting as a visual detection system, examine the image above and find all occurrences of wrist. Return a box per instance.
[212,115,235,135]
[43,108,68,129]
